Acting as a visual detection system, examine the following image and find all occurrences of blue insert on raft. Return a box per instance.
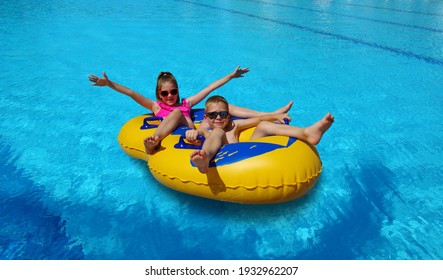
[192,137,297,168]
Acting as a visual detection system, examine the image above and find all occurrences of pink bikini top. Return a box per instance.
[155,98,191,118]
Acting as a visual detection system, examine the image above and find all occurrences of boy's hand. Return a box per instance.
[88,71,110,86]
[231,65,249,78]
[185,129,200,142]
[275,113,291,124]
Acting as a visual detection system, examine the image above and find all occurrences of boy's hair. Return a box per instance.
[205,95,229,112]
[156,71,180,104]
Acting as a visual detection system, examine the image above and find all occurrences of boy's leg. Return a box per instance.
[250,113,334,145]
[144,109,188,154]
[250,121,304,139]
[301,112,334,145]
[190,128,225,173]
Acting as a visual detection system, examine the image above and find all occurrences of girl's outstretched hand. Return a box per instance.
[88,71,110,86]
[231,65,250,78]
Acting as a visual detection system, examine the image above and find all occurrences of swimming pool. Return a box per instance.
[1,0,442,260]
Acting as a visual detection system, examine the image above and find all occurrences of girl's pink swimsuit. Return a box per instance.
[155,99,191,118]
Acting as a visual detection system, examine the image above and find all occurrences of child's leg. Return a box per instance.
[228,101,293,118]
[144,109,189,154]
[250,113,334,145]
[190,128,225,173]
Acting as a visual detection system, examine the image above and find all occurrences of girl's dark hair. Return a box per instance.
[156,71,180,103]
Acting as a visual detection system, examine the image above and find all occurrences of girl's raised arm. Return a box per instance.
[89,72,157,112]
[185,66,249,107]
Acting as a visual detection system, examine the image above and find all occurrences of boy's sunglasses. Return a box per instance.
[159,88,178,97]
[206,111,229,119]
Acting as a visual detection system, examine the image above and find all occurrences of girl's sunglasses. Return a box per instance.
[159,88,178,97]
[206,111,229,119]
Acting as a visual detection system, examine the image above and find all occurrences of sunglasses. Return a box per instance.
[206,111,229,119]
[159,88,178,97]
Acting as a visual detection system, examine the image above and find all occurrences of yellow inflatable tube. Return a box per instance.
[117,111,322,204]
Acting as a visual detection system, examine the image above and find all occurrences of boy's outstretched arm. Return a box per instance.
[234,113,291,131]
[186,65,249,107]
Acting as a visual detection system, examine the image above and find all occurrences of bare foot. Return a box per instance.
[304,112,334,145]
[190,149,210,173]
[144,135,160,154]
[273,101,293,114]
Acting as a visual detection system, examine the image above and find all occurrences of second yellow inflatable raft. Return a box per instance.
[117,110,322,204]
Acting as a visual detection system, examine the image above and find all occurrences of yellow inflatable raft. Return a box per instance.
[117,109,322,204]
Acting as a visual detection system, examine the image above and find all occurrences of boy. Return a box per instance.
[186,96,334,173]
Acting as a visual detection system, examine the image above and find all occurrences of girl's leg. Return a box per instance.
[228,101,293,118]
[144,109,189,154]
[190,128,226,173]
[250,113,334,145]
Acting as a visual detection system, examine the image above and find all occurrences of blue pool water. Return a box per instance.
[1,0,442,260]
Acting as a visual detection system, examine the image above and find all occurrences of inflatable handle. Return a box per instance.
[140,116,163,130]
[174,135,205,149]
[284,118,290,125]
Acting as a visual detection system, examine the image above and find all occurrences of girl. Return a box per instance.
[88,66,292,154]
